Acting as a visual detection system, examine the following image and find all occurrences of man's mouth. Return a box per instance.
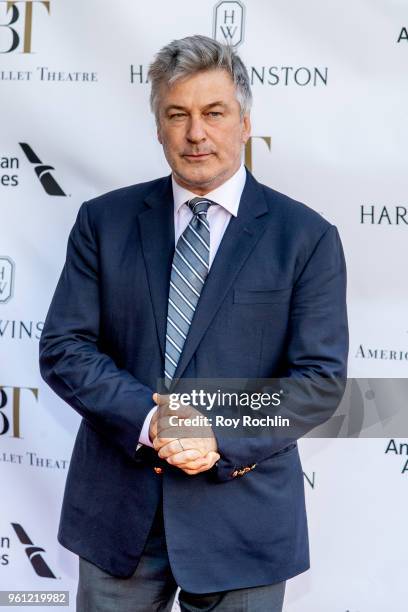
[183,153,213,159]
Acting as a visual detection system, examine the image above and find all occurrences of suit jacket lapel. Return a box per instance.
[138,176,174,361]
[170,169,269,387]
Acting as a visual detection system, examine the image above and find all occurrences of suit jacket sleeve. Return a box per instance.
[212,223,349,482]
[39,201,156,460]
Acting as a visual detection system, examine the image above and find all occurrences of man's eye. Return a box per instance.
[170,113,186,119]
[207,112,222,117]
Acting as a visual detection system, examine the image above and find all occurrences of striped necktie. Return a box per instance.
[164,197,215,389]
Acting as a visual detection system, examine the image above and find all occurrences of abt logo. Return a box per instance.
[11,524,56,578]
[0,1,50,53]
[0,386,39,439]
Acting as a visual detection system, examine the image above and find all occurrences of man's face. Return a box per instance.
[156,69,251,195]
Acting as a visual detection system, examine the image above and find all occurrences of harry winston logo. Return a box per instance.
[213,0,245,48]
[0,256,14,304]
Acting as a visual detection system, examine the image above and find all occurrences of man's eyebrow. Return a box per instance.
[164,105,188,113]
[202,101,227,110]
[164,101,228,113]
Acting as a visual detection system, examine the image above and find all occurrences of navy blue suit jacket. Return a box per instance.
[39,168,348,593]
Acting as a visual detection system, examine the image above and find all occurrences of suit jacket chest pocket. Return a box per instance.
[233,288,292,305]
[232,288,292,324]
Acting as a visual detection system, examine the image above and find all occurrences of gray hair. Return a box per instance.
[148,34,252,123]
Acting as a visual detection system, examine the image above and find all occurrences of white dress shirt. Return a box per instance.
[137,163,247,449]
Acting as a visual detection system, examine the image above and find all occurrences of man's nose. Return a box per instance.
[186,116,206,143]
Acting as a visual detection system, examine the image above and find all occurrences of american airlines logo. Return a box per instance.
[19,143,65,196]
[11,523,56,578]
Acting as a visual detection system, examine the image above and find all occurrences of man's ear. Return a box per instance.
[242,113,251,144]
[157,125,163,145]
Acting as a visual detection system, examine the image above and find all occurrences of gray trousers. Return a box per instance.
[77,502,286,612]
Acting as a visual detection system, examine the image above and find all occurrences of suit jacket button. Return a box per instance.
[153,466,163,474]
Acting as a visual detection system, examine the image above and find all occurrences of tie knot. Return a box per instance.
[187,197,214,216]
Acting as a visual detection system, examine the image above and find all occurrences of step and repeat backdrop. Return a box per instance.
[1,1,407,610]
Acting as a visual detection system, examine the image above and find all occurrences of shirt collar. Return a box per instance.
[171,163,246,218]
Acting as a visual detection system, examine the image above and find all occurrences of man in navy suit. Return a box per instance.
[39,35,348,611]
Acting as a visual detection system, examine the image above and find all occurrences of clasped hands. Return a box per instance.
[149,392,220,475]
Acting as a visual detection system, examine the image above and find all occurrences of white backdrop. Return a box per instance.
[1,1,407,610]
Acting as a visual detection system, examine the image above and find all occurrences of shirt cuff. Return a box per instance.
[136,405,158,451]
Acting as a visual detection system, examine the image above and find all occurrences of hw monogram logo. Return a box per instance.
[213,0,245,48]
[0,256,14,304]
[0,1,50,53]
